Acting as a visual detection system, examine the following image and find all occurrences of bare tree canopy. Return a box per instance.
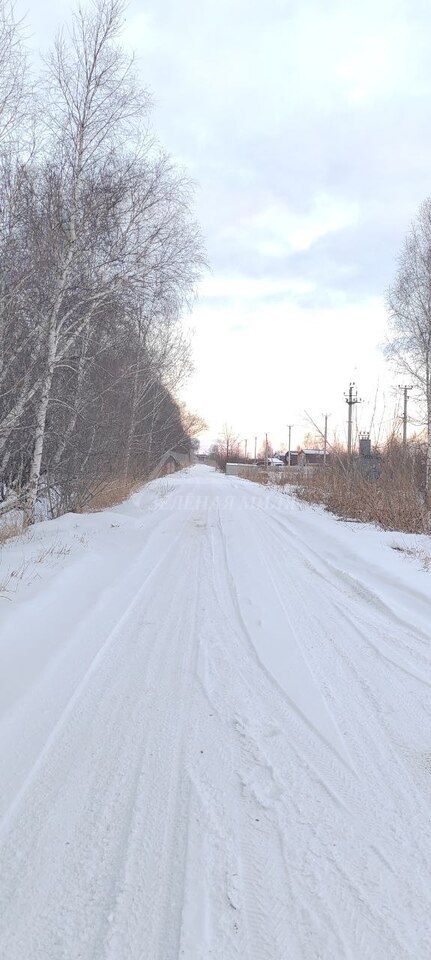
[386,197,431,501]
[0,0,28,146]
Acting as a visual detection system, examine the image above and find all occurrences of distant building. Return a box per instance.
[283,449,327,466]
[196,453,217,467]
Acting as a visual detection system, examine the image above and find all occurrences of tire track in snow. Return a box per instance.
[214,502,356,773]
[195,513,340,957]
[252,500,431,956]
[210,494,431,958]
[179,521,253,960]
[102,530,205,960]
[0,519,188,842]
[263,502,431,654]
[0,503,181,819]
[263,507,431,799]
[204,517,361,957]
[0,521,199,960]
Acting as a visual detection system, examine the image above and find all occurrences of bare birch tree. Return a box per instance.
[20,0,144,520]
[0,1,33,488]
[386,197,431,504]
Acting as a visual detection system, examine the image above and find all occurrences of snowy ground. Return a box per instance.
[1,464,431,959]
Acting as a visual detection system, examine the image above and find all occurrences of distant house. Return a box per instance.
[196,453,217,467]
[301,449,327,465]
[283,449,327,466]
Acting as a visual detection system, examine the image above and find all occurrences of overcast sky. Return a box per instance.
[23,0,431,450]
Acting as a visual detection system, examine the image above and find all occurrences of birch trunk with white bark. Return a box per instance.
[426,360,431,508]
[24,323,57,523]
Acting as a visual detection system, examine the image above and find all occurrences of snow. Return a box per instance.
[1,465,431,959]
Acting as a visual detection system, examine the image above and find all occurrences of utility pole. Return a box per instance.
[254,436,257,463]
[399,385,412,447]
[244,438,248,461]
[287,424,293,467]
[323,414,330,466]
[265,432,268,469]
[344,383,360,459]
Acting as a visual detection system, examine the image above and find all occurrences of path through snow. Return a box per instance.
[1,465,431,959]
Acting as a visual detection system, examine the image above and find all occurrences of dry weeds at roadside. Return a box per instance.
[35,542,71,564]
[1,538,74,597]
[295,443,429,534]
[391,542,431,571]
[76,476,143,513]
[238,466,309,490]
[0,532,75,600]
[238,468,272,485]
[0,558,30,597]
[75,532,89,546]
[0,519,22,545]
[241,441,430,535]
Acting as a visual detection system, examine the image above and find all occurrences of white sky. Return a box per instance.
[22,0,431,451]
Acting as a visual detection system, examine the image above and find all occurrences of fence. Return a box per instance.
[225,462,314,479]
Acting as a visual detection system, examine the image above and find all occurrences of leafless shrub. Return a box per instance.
[75,474,142,513]
[295,440,429,533]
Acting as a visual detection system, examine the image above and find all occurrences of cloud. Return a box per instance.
[123,0,431,291]
[222,195,360,259]
[199,275,314,300]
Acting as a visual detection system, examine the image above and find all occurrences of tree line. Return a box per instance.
[0,0,205,523]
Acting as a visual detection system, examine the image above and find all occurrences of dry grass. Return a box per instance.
[0,558,29,596]
[0,541,73,597]
[238,467,272,485]
[295,444,429,534]
[237,466,311,488]
[240,440,430,535]
[75,475,143,513]
[0,519,23,545]
[35,542,71,563]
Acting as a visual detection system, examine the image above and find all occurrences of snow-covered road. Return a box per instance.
[1,465,431,959]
